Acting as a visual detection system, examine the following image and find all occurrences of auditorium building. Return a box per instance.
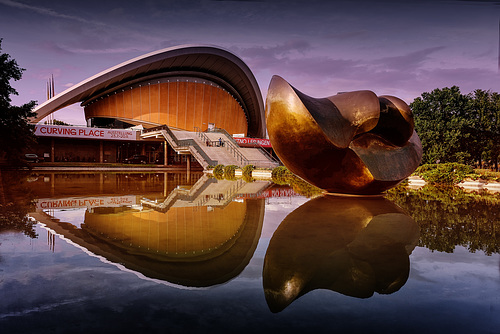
[31,45,275,169]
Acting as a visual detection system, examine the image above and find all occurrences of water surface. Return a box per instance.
[0,172,499,333]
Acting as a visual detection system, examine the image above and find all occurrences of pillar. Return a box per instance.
[99,141,104,163]
[163,172,168,197]
[164,140,169,166]
[51,138,55,162]
[99,173,104,193]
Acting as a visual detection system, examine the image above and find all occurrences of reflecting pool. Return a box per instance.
[0,171,499,333]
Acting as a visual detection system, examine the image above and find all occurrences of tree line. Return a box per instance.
[411,86,500,170]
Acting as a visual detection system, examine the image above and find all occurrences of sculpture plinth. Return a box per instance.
[265,75,422,195]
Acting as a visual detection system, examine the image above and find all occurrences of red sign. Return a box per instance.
[36,196,137,209]
[236,186,300,199]
[35,125,138,141]
[234,137,272,148]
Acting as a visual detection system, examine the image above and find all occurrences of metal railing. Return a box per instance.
[195,126,249,166]
[142,125,218,167]
[145,125,279,168]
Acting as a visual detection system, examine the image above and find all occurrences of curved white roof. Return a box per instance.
[34,45,266,138]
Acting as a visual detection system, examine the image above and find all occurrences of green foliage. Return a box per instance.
[271,166,291,185]
[0,39,37,167]
[414,163,474,185]
[242,164,255,177]
[212,164,225,180]
[475,169,500,182]
[411,87,500,169]
[223,164,238,181]
[271,166,323,197]
[387,184,500,255]
[242,164,255,183]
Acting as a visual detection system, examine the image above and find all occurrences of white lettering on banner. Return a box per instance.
[36,196,137,210]
[234,137,272,148]
[35,125,138,141]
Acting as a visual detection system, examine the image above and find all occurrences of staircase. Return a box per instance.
[141,174,273,211]
[141,125,280,169]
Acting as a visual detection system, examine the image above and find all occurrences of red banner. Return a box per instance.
[234,137,272,148]
[35,125,138,141]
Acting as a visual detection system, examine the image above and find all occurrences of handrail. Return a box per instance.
[144,125,279,168]
[210,127,240,146]
[142,125,218,167]
[195,126,248,166]
[224,140,249,166]
[257,146,282,166]
[210,127,280,166]
[194,126,211,144]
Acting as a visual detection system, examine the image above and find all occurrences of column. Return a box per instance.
[99,141,104,163]
[164,140,169,167]
[51,138,55,162]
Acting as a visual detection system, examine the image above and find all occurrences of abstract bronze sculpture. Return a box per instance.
[265,75,423,195]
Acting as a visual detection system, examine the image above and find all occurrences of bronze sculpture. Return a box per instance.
[265,75,423,195]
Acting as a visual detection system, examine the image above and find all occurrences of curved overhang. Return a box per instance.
[33,45,266,138]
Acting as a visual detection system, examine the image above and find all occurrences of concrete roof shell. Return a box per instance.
[33,45,266,138]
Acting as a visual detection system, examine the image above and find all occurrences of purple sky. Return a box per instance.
[1,0,499,126]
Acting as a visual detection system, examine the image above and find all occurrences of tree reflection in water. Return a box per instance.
[263,195,419,313]
[387,184,500,254]
[0,170,37,238]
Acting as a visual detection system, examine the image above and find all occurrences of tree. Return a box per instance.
[468,89,500,170]
[411,86,474,165]
[45,119,71,126]
[0,38,37,167]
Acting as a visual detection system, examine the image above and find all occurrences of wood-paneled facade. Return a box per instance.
[84,77,249,135]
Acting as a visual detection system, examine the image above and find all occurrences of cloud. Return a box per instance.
[62,47,152,55]
[0,0,104,25]
[38,41,73,55]
[371,46,447,72]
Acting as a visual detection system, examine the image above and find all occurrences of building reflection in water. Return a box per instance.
[28,172,269,287]
[263,195,420,313]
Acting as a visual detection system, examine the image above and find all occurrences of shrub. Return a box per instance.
[223,165,238,181]
[242,164,255,177]
[242,164,255,183]
[271,166,291,185]
[271,166,323,197]
[414,163,474,185]
[213,164,225,180]
[478,170,500,182]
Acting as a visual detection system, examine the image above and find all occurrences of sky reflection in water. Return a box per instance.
[0,172,499,333]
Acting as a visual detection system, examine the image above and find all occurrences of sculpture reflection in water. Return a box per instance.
[263,196,419,313]
[29,173,269,287]
[265,75,423,195]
